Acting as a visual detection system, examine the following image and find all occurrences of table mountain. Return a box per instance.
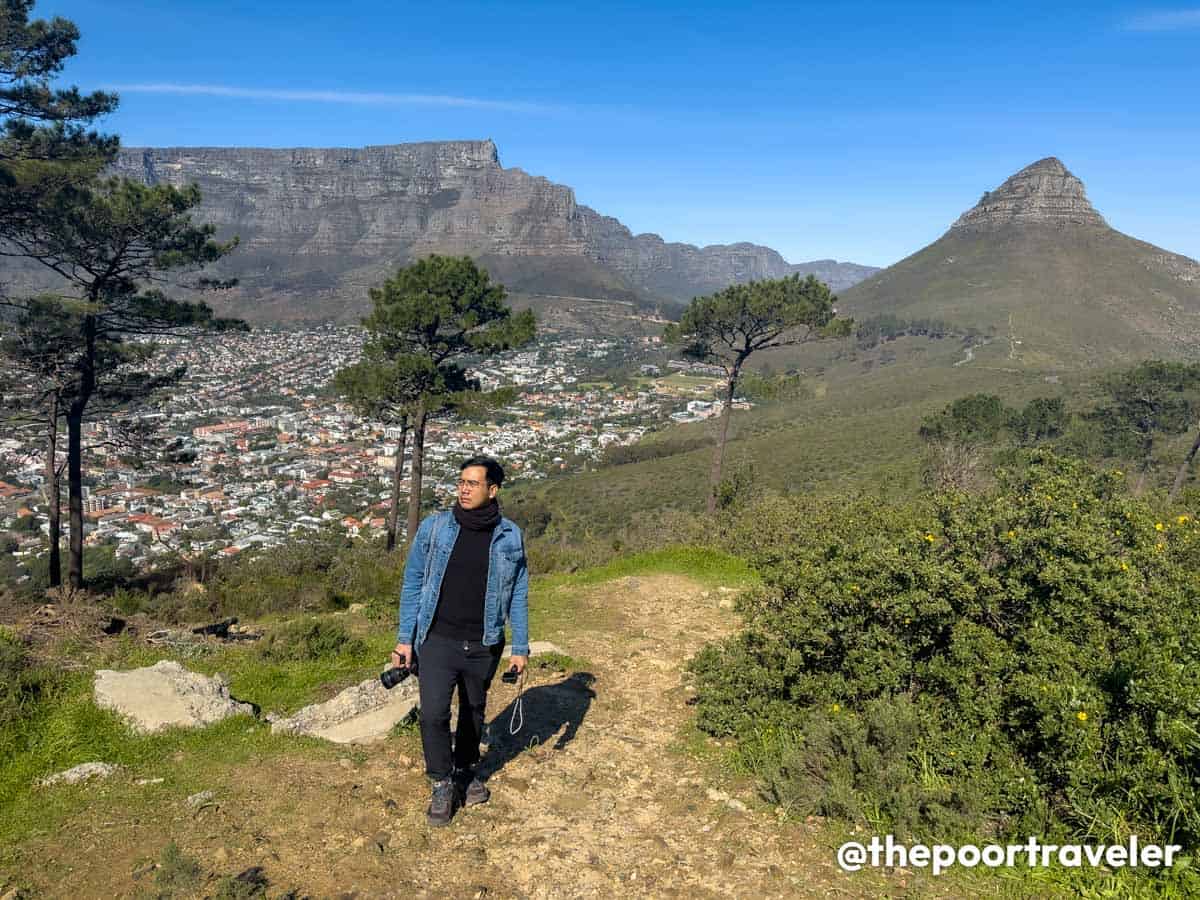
[110,140,877,322]
[837,157,1200,367]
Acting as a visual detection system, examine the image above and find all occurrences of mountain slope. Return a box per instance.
[837,157,1200,367]
[109,140,877,322]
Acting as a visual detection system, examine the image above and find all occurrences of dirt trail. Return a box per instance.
[18,574,913,898]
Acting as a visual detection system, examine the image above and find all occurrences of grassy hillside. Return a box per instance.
[837,224,1200,368]
[514,334,1079,531]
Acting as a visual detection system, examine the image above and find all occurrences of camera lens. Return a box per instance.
[380,666,408,689]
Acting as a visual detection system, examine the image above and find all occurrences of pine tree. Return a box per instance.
[663,274,851,512]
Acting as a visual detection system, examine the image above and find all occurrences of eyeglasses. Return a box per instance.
[457,479,485,489]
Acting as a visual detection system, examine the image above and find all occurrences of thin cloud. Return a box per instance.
[108,83,561,114]
[1124,8,1200,31]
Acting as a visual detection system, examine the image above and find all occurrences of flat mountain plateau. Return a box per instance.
[107,140,876,322]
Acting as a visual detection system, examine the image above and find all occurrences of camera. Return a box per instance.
[380,660,417,689]
[501,665,520,684]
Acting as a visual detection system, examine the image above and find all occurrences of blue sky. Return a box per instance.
[46,0,1200,267]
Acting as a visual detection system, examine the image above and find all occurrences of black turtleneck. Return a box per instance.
[429,501,499,641]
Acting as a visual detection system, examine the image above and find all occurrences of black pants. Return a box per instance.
[416,632,504,781]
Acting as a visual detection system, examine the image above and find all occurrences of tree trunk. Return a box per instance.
[706,371,739,514]
[67,314,96,590]
[405,397,428,545]
[66,408,84,590]
[44,395,61,587]
[1169,425,1200,502]
[387,415,409,552]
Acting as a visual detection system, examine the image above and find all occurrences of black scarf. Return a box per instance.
[453,498,501,531]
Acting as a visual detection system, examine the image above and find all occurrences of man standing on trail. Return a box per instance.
[393,455,530,827]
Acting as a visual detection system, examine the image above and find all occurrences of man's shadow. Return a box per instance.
[475,672,596,780]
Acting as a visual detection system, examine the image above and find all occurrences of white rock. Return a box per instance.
[93,660,254,734]
[270,675,419,744]
[39,762,120,786]
[186,790,215,809]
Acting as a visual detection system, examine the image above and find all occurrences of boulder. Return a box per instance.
[269,675,419,744]
[93,660,254,733]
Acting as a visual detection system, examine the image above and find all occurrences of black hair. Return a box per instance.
[460,455,505,487]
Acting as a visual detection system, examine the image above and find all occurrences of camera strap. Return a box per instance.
[508,668,527,734]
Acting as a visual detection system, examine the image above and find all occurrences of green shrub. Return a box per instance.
[195,530,403,620]
[692,450,1200,849]
[756,695,996,838]
[256,619,366,663]
[154,841,203,897]
[212,867,268,899]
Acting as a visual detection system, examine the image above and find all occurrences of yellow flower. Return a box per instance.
[1156,543,1166,552]
[1114,470,1123,476]
[904,616,912,624]
[1077,711,1088,722]
[1155,522,1166,532]
[1120,562,1129,571]
[949,750,957,757]
[831,703,841,713]
[1007,530,1017,538]
[1072,502,1078,510]
[1178,515,1190,525]
[850,584,859,592]
[924,533,936,543]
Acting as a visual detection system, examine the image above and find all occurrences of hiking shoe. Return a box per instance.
[426,777,458,827]
[462,776,490,806]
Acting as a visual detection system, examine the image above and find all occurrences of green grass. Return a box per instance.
[520,333,1080,533]
[0,615,394,855]
[0,688,329,854]
[94,622,396,715]
[533,545,757,594]
[527,650,590,671]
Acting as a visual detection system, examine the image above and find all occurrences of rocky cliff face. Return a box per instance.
[112,140,877,321]
[950,157,1109,232]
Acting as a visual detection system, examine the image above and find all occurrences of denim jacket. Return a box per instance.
[397,509,530,656]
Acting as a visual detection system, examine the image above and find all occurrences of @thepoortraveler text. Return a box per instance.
[836,835,1182,876]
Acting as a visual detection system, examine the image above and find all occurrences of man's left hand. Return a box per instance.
[509,654,528,674]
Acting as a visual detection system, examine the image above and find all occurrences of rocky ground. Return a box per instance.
[6,574,952,899]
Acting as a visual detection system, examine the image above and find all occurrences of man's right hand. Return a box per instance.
[391,643,412,668]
